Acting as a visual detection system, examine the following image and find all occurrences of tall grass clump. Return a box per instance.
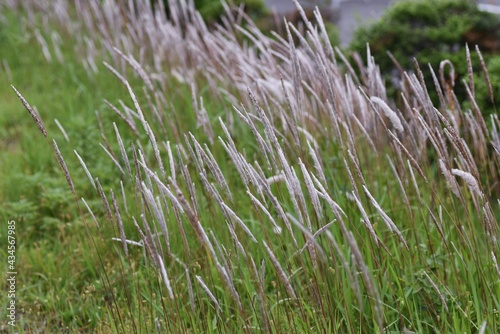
[6,0,500,332]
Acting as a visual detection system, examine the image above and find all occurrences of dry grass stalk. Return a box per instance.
[479,322,487,334]
[439,60,456,103]
[324,229,362,307]
[388,130,427,182]
[464,84,489,140]
[194,97,215,143]
[438,159,461,198]
[99,143,125,175]
[178,148,199,217]
[491,252,500,281]
[189,134,232,201]
[208,231,241,304]
[140,164,184,214]
[423,271,448,312]
[34,29,52,62]
[412,59,434,115]
[2,59,13,83]
[326,101,343,147]
[144,121,166,179]
[250,257,270,334]
[218,139,250,189]
[344,226,384,333]
[363,185,408,249]
[298,220,335,257]
[475,45,494,104]
[262,241,296,299]
[195,275,221,312]
[370,96,403,132]
[257,179,298,246]
[289,167,313,232]
[95,178,114,226]
[428,64,446,109]
[137,148,153,191]
[416,115,447,163]
[140,181,170,254]
[82,197,100,229]
[266,174,286,186]
[166,141,176,184]
[156,254,174,300]
[113,123,132,178]
[491,120,500,159]
[220,201,258,243]
[133,217,157,267]
[407,160,422,203]
[247,190,282,234]
[103,61,128,86]
[311,173,346,219]
[299,160,323,221]
[386,155,411,214]
[11,85,47,138]
[482,202,497,238]
[465,44,474,97]
[307,141,327,185]
[111,189,128,256]
[183,266,195,312]
[74,150,96,189]
[285,21,304,114]
[52,139,76,196]
[226,222,247,258]
[347,149,366,186]
[51,31,63,63]
[451,168,483,198]
[54,118,69,142]
[232,105,274,169]
[104,100,139,136]
[113,47,154,91]
[110,238,143,247]
[352,192,382,247]
[352,115,377,153]
[169,178,218,260]
[426,205,446,244]
[435,109,479,178]
[286,213,325,264]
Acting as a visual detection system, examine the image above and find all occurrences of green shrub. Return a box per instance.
[474,55,500,111]
[349,0,500,115]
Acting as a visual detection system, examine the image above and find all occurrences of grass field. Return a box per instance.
[1,0,499,333]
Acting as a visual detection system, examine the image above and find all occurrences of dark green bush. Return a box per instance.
[474,55,500,112]
[349,0,500,115]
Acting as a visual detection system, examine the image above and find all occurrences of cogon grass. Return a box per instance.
[8,0,500,332]
[11,85,47,138]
